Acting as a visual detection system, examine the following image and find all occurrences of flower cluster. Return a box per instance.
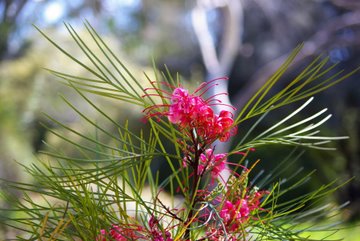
[194,171,268,240]
[97,224,143,241]
[198,148,226,179]
[217,188,268,235]
[168,87,236,142]
[148,216,173,241]
[143,78,237,144]
[144,79,238,183]
[97,217,173,241]
[219,199,250,230]
[99,79,267,240]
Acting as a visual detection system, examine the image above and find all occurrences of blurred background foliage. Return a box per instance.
[0,0,360,238]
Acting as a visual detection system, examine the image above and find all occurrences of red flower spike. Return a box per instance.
[142,79,237,144]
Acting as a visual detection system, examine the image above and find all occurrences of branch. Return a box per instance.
[192,0,243,114]
[192,0,244,182]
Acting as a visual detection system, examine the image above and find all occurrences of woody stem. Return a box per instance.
[184,131,203,239]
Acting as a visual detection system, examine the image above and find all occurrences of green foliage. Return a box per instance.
[0,23,358,240]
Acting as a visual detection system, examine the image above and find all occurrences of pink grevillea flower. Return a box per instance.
[169,88,214,128]
[148,216,173,241]
[198,149,226,179]
[97,225,142,241]
[168,88,235,143]
[216,188,268,235]
[219,199,250,232]
[143,78,237,143]
[206,228,237,241]
[214,110,237,142]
